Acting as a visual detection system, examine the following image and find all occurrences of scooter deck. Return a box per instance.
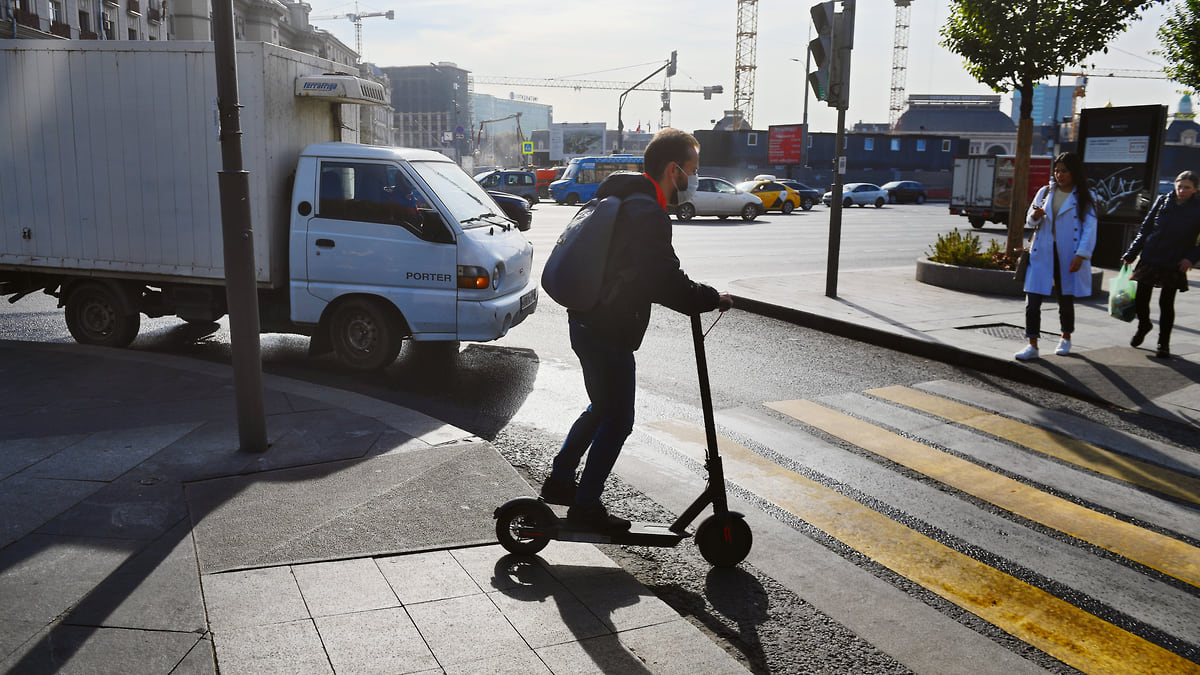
[535,518,690,547]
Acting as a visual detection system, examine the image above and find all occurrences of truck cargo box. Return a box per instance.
[0,41,367,287]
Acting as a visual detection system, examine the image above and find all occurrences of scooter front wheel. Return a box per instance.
[495,497,554,555]
[695,513,752,568]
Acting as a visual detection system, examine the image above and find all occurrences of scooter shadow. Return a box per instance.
[491,554,654,672]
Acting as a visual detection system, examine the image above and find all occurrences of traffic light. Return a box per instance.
[808,2,835,103]
[808,1,853,109]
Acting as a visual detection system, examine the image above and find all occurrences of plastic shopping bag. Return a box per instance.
[1108,264,1137,322]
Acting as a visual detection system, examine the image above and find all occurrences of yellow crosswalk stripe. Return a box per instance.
[641,418,1200,675]
[765,399,1200,591]
[866,385,1200,505]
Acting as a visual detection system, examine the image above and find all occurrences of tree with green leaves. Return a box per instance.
[941,0,1166,255]
[1158,0,1200,93]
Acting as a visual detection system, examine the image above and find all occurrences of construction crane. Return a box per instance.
[889,0,912,131]
[733,0,759,126]
[470,75,723,132]
[471,75,723,97]
[310,5,394,60]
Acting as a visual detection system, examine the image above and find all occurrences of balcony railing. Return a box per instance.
[15,8,39,29]
[126,0,139,13]
[79,28,99,39]
[50,20,70,37]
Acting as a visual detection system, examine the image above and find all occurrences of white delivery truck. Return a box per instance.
[948,154,1053,229]
[0,41,536,371]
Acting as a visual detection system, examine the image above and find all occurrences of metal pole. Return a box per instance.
[802,20,812,169]
[212,0,268,452]
[826,107,846,298]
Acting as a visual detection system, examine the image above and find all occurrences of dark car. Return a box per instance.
[475,170,539,204]
[776,179,822,210]
[487,190,531,231]
[881,180,927,204]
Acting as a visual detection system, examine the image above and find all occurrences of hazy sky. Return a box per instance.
[306,1,1186,135]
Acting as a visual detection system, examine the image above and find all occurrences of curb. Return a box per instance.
[729,294,1122,413]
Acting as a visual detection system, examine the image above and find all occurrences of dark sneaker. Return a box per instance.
[567,505,631,532]
[540,478,576,506]
[1155,345,1171,359]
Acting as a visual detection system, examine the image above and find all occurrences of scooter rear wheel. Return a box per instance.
[495,497,554,555]
[695,513,752,568]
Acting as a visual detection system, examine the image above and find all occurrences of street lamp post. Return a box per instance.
[618,51,676,154]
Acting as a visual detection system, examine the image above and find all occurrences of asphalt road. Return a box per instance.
[3,203,1197,673]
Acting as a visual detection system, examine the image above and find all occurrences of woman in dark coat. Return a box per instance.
[1122,170,1200,359]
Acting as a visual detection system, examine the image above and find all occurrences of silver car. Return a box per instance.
[822,183,887,208]
[676,177,763,222]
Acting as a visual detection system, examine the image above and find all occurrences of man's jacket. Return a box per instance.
[569,172,721,351]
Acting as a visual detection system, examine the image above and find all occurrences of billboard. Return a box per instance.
[549,123,608,161]
[768,124,805,164]
[1078,104,1168,223]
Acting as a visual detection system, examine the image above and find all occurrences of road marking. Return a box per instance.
[765,399,1200,591]
[867,385,1200,505]
[640,418,1199,674]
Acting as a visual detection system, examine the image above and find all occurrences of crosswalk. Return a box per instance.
[626,379,1200,674]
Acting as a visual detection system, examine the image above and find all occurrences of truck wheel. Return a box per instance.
[565,193,579,206]
[65,281,140,348]
[968,216,986,229]
[676,203,696,221]
[330,298,402,372]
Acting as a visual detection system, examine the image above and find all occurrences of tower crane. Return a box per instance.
[889,0,912,131]
[470,75,723,132]
[733,0,759,127]
[310,5,394,60]
[470,75,723,97]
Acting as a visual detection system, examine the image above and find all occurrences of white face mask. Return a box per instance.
[672,163,699,204]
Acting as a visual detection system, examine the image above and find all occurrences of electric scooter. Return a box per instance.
[493,313,753,568]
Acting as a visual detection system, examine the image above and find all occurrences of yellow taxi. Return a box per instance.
[736,177,804,215]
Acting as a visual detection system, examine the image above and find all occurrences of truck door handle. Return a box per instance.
[315,239,335,248]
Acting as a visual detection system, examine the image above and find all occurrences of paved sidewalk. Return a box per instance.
[2,261,1198,673]
[730,265,1200,429]
[0,343,746,674]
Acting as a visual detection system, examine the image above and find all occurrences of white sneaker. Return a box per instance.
[1055,338,1072,356]
[1014,344,1040,361]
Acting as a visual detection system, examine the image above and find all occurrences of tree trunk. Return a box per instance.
[1007,81,1036,255]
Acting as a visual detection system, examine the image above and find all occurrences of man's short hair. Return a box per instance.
[644,128,699,180]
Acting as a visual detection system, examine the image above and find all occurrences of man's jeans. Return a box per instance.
[549,318,636,508]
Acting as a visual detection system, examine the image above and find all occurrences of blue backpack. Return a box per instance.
[541,193,656,311]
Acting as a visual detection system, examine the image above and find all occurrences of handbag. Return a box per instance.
[1013,248,1030,283]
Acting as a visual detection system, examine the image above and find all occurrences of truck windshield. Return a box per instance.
[411,160,505,230]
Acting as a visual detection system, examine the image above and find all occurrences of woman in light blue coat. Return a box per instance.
[1015,152,1098,361]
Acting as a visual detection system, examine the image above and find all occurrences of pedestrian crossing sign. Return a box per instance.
[522,141,533,154]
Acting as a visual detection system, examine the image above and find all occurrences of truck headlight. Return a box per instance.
[457,265,489,289]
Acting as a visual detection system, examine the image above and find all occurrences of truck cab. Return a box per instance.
[290,143,537,370]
